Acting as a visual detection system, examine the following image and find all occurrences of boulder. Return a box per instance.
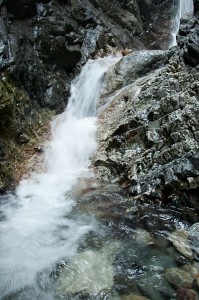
[101,50,168,96]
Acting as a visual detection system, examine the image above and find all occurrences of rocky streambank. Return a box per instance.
[1,1,199,299]
[94,10,199,219]
[0,0,176,192]
[81,8,199,298]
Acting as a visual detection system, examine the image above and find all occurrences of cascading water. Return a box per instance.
[170,0,193,47]
[0,56,120,299]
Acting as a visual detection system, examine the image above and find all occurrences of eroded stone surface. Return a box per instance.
[0,0,175,191]
[168,230,193,259]
[94,42,199,213]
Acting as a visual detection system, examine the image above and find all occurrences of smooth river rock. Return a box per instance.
[168,230,194,259]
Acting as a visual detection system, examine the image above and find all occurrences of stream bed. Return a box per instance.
[1,182,198,300]
[0,55,199,300]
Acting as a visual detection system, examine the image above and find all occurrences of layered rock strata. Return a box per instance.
[0,0,174,192]
[94,13,199,211]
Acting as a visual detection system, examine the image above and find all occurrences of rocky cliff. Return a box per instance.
[0,0,176,192]
[94,5,199,216]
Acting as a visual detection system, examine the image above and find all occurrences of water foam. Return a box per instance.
[0,56,120,298]
[170,0,193,47]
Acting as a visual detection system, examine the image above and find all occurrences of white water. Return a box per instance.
[170,0,194,47]
[0,56,120,299]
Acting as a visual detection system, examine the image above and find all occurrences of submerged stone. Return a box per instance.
[165,268,194,288]
[55,243,118,297]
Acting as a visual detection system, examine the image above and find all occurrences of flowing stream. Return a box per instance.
[0,24,197,299]
[170,0,193,47]
[0,56,120,299]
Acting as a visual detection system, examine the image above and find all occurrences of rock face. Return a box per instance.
[178,11,199,66]
[138,0,175,49]
[0,0,175,192]
[94,13,199,213]
[0,0,174,107]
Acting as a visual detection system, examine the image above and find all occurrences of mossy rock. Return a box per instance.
[0,73,54,193]
[0,74,32,138]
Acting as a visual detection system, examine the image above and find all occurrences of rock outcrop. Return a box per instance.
[94,13,199,213]
[0,0,175,192]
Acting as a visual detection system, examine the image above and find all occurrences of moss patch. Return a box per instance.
[0,73,54,193]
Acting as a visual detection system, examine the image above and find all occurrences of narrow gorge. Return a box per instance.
[0,0,199,299]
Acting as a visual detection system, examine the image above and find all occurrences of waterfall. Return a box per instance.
[170,0,193,47]
[180,0,194,17]
[0,56,120,299]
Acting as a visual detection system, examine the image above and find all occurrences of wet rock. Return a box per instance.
[165,268,194,288]
[101,50,168,96]
[184,30,199,67]
[0,0,176,190]
[94,46,199,212]
[55,243,118,297]
[176,288,199,300]
[168,230,194,260]
[188,223,199,255]
[137,207,179,232]
[178,14,199,66]
[0,0,178,109]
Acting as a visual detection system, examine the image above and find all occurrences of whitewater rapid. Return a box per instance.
[0,56,120,299]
